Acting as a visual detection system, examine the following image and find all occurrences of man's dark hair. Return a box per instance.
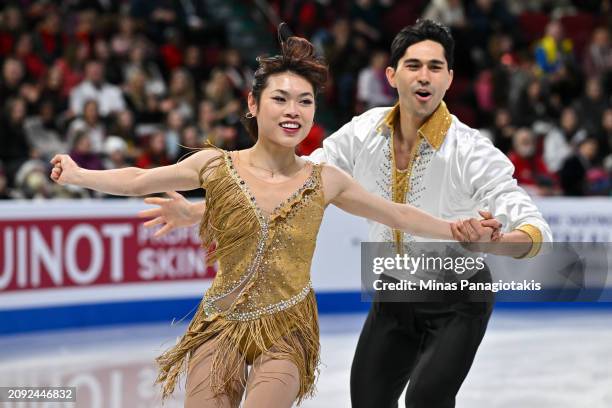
[389,19,455,70]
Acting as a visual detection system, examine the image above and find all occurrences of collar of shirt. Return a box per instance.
[376,100,452,150]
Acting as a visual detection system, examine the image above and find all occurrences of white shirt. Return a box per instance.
[308,103,552,252]
[69,80,126,117]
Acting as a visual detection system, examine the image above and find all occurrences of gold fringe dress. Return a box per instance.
[156,149,325,405]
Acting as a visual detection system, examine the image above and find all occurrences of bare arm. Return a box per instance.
[490,230,534,257]
[138,192,206,237]
[50,149,220,196]
[322,164,456,240]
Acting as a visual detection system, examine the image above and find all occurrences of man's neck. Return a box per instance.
[396,107,429,146]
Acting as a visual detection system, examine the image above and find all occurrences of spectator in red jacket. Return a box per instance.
[136,130,172,169]
[508,127,558,196]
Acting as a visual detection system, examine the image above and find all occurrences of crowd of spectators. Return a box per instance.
[0,0,610,200]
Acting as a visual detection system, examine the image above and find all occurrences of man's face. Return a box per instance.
[580,140,597,161]
[586,79,601,100]
[561,108,577,131]
[513,129,535,158]
[386,40,453,120]
[86,62,104,84]
[602,109,612,131]
[3,59,23,84]
[547,22,563,41]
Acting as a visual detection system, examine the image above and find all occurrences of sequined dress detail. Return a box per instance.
[156,149,325,405]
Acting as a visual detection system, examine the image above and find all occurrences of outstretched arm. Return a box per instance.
[50,149,220,196]
[138,118,369,235]
[138,192,206,237]
[322,164,484,241]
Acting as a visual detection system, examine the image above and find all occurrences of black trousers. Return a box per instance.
[350,274,494,408]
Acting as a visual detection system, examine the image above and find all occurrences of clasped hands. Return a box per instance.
[451,210,503,251]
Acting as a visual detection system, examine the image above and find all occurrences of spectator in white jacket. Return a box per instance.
[357,50,396,110]
[69,60,126,117]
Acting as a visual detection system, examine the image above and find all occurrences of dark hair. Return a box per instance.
[241,35,328,139]
[389,19,454,70]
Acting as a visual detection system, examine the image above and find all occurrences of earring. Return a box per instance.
[245,112,255,119]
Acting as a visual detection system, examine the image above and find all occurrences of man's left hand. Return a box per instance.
[451,210,503,248]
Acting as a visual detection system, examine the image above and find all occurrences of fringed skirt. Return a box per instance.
[155,290,320,406]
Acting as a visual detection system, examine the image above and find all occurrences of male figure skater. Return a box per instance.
[141,20,551,408]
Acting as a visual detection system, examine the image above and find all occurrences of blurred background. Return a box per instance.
[0,1,611,407]
[0,0,610,198]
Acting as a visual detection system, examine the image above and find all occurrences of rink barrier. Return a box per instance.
[0,292,368,335]
[3,291,612,335]
[1,198,612,334]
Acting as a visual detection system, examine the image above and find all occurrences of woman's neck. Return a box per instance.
[248,140,298,173]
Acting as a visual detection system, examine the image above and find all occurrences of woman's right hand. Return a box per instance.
[50,154,81,185]
[138,191,204,237]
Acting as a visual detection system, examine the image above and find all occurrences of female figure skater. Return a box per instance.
[50,35,498,407]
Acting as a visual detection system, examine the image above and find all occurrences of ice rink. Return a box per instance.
[1,307,611,408]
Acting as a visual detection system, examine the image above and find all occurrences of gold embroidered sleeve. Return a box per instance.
[514,224,543,259]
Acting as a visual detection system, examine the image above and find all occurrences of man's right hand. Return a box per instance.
[138,191,205,237]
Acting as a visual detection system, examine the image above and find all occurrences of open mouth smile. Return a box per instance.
[279,121,301,133]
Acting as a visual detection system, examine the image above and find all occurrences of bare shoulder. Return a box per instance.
[320,162,351,184]
[195,147,225,162]
[320,163,353,204]
[182,147,224,164]
[320,162,350,178]
[178,147,225,178]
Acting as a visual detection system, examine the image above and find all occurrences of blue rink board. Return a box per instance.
[2,290,612,335]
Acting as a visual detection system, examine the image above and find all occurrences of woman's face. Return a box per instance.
[119,17,134,35]
[41,102,55,123]
[527,81,540,99]
[15,34,32,55]
[75,134,92,153]
[118,110,133,128]
[150,133,166,154]
[130,45,145,63]
[495,109,510,128]
[199,101,216,123]
[76,43,90,62]
[561,108,577,131]
[47,66,62,88]
[249,72,316,149]
[182,126,199,147]
[84,101,98,123]
[10,99,26,123]
[167,110,184,129]
[129,70,146,91]
[170,71,188,93]
[602,109,612,132]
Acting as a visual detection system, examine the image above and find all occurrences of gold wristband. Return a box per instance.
[514,224,543,258]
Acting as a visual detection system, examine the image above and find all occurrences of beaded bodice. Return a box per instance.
[198,150,325,321]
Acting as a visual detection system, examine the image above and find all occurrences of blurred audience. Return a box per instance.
[69,60,126,117]
[508,127,558,196]
[136,130,172,169]
[535,20,574,76]
[67,99,106,154]
[357,50,396,111]
[0,1,609,199]
[559,137,599,196]
[0,97,31,186]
